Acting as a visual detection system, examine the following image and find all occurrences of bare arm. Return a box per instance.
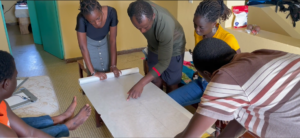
[109,26,117,68]
[175,113,216,138]
[217,119,247,138]
[6,102,53,137]
[77,32,94,74]
[109,26,121,77]
[0,124,17,137]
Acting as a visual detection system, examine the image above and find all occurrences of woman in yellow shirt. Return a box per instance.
[169,0,241,106]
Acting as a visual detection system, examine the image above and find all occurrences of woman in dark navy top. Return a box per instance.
[76,0,121,80]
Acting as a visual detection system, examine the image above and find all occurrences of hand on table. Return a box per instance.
[127,83,144,101]
[110,66,122,78]
[94,72,107,80]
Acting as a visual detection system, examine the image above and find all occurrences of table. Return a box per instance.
[79,70,214,137]
[15,5,30,35]
[77,59,86,95]
[77,59,104,127]
[13,76,60,118]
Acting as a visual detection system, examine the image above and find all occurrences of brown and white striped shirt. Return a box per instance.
[196,49,300,137]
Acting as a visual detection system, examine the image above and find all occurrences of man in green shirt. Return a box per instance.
[127,0,186,100]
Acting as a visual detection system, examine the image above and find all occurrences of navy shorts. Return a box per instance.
[147,50,184,86]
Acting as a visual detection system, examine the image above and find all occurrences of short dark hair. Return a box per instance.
[79,0,102,15]
[193,38,236,73]
[195,0,232,23]
[0,50,15,83]
[127,0,153,24]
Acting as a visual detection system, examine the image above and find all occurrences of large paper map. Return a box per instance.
[79,67,214,137]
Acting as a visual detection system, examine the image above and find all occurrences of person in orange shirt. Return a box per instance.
[0,50,91,137]
[168,0,241,106]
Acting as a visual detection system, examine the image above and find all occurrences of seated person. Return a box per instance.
[176,38,300,137]
[0,50,91,137]
[168,0,240,106]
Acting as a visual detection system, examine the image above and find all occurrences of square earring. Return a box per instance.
[212,26,217,34]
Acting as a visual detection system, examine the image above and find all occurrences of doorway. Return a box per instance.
[29,1,64,59]
[1,0,65,77]
[1,0,64,59]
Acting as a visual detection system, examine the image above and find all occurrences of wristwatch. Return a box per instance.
[91,72,95,76]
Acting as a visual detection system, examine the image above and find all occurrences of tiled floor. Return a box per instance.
[8,25,145,137]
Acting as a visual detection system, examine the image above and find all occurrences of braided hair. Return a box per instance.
[193,38,236,73]
[127,0,153,24]
[195,0,231,23]
[79,0,102,15]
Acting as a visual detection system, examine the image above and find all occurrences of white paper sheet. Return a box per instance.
[5,93,28,106]
[79,67,215,137]
[184,51,193,61]
[79,67,139,85]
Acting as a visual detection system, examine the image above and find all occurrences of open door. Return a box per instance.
[34,1,64,59]
[27,1,42,45]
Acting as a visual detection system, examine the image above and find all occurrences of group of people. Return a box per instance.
[1,0,300,137]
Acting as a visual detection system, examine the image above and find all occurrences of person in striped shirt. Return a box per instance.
[176,38,300,137]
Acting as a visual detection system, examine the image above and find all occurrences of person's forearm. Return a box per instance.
[217,119,247,138]
[29,127,53,138]
[153,43,173,78]
[80,45,94,74]
[176,113,216,138]
[109,26,118,68]
[0,124,18,137]
[138,72,155,86]
[110,41,117,67]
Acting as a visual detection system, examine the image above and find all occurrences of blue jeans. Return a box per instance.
[22,115,69,137]
[168,77,208,106]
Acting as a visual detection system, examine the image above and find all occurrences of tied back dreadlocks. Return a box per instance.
[195,0,231,23]
[80,0,102,15]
